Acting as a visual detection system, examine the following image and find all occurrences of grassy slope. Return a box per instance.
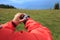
[0,8,60,40]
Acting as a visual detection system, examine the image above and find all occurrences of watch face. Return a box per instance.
[24,14,28,20]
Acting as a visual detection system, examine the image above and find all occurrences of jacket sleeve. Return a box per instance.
[24,18,52,40]
[0,21,17,40]
[1,21,16,31]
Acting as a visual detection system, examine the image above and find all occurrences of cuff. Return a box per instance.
[11,21,17,27]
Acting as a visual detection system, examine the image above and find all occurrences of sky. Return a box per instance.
[0,0,60,9]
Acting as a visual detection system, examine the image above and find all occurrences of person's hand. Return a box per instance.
[12,13,25,25]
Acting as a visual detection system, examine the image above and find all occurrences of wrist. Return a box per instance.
[12,20,20,26]
[23,17,30,24]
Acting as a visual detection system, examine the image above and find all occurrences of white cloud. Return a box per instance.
[9,0,24,4]
[9,0,36,4]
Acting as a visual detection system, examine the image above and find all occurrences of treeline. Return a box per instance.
[0,4,16,9]
[0,3,60,9]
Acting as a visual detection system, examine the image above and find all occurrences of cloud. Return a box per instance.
[10,0,24,3]
[9,0,36,4]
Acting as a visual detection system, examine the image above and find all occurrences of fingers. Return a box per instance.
[15,13,24,19]
[12,13,24,25]
[12,12,29,25]
[19,19,25,22]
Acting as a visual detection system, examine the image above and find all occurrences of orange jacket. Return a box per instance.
[0,18,52,40]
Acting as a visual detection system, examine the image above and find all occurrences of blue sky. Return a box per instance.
[0,0,60,9]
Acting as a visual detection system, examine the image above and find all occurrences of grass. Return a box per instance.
[0,8,60,40]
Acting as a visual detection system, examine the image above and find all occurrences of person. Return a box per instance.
[0,13,52,40]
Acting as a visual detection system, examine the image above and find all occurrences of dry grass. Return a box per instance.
[0,8,60,40]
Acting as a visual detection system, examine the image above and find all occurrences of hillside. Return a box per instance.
[0,8,60,40]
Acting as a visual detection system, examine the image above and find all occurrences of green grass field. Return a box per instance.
[0,8,60,40]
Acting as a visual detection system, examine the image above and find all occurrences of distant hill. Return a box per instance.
[0,4,16,9]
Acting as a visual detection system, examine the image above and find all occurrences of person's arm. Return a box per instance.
[24,18,52,40]
[1,13,24,31]
[0,13,26,40]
